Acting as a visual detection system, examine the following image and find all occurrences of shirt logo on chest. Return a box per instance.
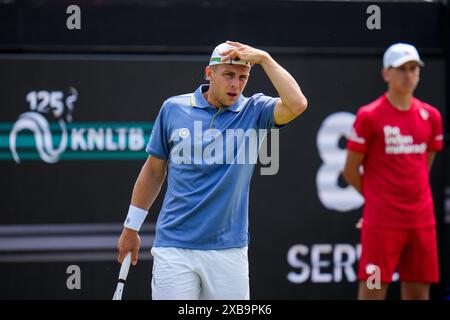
[179,128,190,139]
[419,109,429,121]
[383,125,426,155]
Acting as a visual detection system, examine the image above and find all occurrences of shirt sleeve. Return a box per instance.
[347,109,372,154]
[145,102,170,160]
[427,107,444,152]
[253,94,282,130]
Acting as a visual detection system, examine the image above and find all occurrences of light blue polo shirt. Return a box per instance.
[146,84,280,249]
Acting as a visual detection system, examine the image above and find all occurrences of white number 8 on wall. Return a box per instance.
[316,112,364,212]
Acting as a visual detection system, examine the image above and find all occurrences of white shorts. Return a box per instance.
[151,246,249,300]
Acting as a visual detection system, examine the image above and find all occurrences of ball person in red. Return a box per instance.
[343,43,444,300]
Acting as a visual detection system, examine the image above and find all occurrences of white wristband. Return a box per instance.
[124,205,148,232]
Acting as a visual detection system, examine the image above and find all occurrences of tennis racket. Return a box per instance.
[112,252,132,300]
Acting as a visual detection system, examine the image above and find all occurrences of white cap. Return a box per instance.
[383,43,424,68]
[209,43,251,68]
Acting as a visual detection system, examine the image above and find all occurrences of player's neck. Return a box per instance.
[203,91,225,109]
[386,91,414,111]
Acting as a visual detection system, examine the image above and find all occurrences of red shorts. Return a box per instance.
[358,225,439,283]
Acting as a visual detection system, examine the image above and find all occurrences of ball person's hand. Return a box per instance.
[355,218,363,230]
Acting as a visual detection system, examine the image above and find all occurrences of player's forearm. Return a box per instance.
[343,168,362,194]
[260,54,308,115]
[130,162,166,211]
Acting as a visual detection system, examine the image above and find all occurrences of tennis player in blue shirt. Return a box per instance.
[117,41,308,299]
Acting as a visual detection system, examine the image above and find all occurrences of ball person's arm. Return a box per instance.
[117,155,167,265]
[427,151,436,172]
[343,150,365,194]
[343,150,365,229]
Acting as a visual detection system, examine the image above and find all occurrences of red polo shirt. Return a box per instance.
[347,95,443,228]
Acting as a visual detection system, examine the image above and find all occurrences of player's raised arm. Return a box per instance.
[219,41,308,125]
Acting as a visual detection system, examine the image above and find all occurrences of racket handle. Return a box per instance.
[113,283,124,300]
[119,252,132,281]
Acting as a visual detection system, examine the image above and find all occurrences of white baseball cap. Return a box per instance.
[383,43,424,68]
[209,42,251,68]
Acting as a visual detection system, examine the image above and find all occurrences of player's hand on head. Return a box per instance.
[117,227,141,265]
[219,41,269,65]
